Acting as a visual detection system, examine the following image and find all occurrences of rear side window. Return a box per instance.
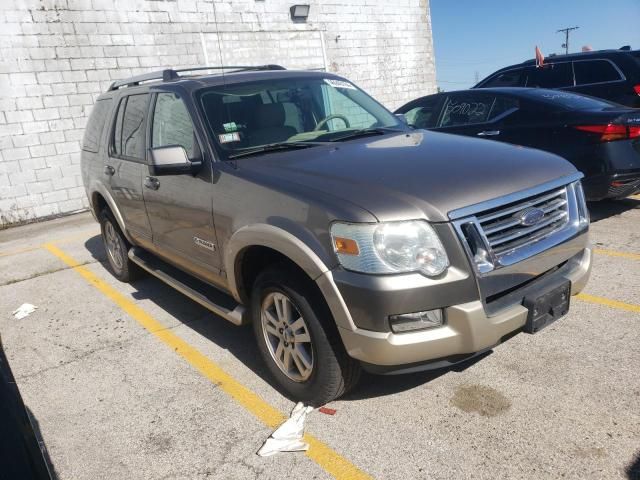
[481,69,524,87]
[82,99,112,153]
[574,60,622,85]
[526,63,574,88]
[152,93,196,159]
[112,94,149,160]
[438,95,494,127]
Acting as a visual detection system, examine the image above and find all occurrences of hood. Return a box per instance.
[237,131,578,222]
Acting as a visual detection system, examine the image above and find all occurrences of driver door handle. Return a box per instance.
[477,130,500,137]
[144,176,160,190]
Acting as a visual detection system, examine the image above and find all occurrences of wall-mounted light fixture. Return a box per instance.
[290,4,310,22]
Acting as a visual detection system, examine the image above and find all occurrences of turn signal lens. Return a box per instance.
[333,237,359,255]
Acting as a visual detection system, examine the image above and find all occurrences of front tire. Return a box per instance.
[99,209,141,283]
[251,265,360,405]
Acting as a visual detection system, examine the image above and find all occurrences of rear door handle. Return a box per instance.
[144,176,160,190]
[477,130,500,136]
[104,165,115,176]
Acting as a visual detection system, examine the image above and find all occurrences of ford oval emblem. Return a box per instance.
[517,207,545,226]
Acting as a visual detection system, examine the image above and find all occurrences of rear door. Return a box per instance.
[107,93,152,246]
[142,90,222,281]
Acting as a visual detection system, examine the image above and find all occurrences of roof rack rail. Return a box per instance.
[107,64,286,91]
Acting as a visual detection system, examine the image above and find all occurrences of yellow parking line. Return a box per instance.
[43,243,372,480]
[594,248,640,261]
[576,293,640,314]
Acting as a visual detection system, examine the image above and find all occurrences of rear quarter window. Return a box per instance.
[82,99,112,153]
[574,60,623,85]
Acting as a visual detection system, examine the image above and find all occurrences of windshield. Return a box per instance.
[520,89,619,111]
[197,76,404,157]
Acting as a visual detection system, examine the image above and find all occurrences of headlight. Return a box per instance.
[330,220,449,276]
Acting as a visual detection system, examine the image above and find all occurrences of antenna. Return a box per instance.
[556,26,579,55]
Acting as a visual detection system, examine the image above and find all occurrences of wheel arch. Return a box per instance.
[226,224,330,303]
[89,184,134,243]
[226,224,356,332]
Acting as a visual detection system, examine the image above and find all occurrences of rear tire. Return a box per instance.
[99,209,141,283]
[251,265,360,406]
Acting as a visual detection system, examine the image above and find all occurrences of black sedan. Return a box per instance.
[395,87,640,200]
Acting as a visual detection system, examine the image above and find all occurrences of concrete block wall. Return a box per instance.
[0,0,436,226]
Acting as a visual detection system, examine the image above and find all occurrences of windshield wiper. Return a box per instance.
[228,142,320,159]
[328,127,402,142]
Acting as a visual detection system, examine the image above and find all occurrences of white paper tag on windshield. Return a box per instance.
[324,78,356,90]
[219,132,240,144]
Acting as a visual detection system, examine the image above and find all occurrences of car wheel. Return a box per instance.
[99,209,140,282]
[251,265,360,405]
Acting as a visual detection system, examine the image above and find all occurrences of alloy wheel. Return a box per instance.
[261,292,314,382]
[104,221,124,270]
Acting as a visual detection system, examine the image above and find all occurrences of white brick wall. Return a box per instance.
[0,0,436,226]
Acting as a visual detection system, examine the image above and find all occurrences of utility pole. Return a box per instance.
[556,26,579,55]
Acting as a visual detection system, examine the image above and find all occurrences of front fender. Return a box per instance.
[224,224,358,331]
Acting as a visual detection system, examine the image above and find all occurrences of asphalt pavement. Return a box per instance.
[0,197,639,480]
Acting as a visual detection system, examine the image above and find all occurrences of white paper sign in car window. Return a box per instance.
[324,78,356,90]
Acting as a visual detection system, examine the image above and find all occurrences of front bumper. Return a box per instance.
[331,246,591,370]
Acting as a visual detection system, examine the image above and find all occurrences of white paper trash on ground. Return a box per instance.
[12,303,37,320]
[257,402,314,457]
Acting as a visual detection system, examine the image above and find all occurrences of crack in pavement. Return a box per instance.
[0,259,101,287]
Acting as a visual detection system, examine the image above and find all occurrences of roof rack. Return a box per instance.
[107,65,286,91]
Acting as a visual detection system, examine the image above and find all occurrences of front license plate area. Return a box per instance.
[523,280,571,334]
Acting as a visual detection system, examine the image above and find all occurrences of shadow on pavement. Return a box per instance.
[627,450,640,480]
[83,237,494,402]
[588,197,639,223]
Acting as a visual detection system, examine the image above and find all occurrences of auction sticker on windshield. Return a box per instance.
[219,132,240,144]
[324,78,356,90]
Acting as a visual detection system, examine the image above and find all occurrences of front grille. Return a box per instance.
[476,186,569,256]
[451,177,587,275]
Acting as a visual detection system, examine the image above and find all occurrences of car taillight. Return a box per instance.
[574,124,629,142]
[634,84,640,96]
[629,126,640,139]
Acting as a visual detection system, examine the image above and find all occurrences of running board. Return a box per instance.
[128,247,247,326]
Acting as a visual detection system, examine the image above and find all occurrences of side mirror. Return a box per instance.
[148,145,202,176]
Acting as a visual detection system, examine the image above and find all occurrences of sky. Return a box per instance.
[430,0,640,90]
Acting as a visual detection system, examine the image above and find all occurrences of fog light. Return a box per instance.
[389,309,444,333]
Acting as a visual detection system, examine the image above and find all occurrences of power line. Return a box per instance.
[556,26,579,55]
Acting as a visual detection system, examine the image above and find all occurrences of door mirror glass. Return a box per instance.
[148,145,200,176]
